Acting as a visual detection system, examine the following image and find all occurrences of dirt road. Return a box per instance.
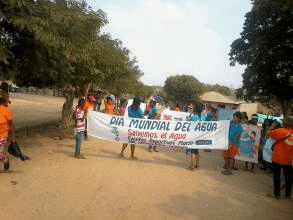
[0,95,292,220]
[9,93,69,129]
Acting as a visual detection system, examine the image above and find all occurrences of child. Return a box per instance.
[187,102,206,170]
[119,99,128,116]
[148,100,158,152]
[104,96,116,115]
[223,111,243,175]
[74,98,86,159]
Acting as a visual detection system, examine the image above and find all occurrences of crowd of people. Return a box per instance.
[0,86,292,201]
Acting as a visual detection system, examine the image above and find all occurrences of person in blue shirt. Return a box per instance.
[120,96,144,159]
[148,100,158,152]
[223,111,243,175]
[187,102,206,171]
[206,107,218,121]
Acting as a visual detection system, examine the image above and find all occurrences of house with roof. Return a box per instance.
[200,91,240,110]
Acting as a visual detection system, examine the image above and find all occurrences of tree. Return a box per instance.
[135,82,153,100]
[0,0,138,137]
[163,75,204,106]
[229,0,293,116]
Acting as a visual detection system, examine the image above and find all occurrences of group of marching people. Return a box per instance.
[74,94,293,200]
[0,83,292,201]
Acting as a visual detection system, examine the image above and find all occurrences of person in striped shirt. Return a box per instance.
[74,98,86,159]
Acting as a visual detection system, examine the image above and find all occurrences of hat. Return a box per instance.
[251,114,258,120]
[89,95,96,102]
[233,111,242,119]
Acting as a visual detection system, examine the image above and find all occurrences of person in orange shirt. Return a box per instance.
[83,95,95,113]
[0,89,15,171]
[267,117,293,200]
[104,96,116,115]
[83,95,96,140]
[175,104,180,112]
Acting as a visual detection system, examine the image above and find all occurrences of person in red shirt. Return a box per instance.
[119,99,128,116]
[0,89,15,171]
[104,96,116,115]
[267,116,293,200]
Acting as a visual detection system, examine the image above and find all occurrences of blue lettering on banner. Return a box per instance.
[109,116,124,127]
[195,140,212,145]
[194,122,217,132]
[129,119,170,131]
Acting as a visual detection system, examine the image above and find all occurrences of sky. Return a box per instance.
[86,0,252,88]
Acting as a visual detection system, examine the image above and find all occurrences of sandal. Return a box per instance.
[186,167,197,171]
[75,155,86,159]
[267,193,280,200]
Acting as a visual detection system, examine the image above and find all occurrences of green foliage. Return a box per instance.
[135,82,153,99]
[163,75,204,104]
[229,0,293,114]
[204,84,234,96]
[0,0,136,92]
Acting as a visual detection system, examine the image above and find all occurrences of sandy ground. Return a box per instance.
[8,93,71,129]
[0,125,292,220]
[1,94,292,220]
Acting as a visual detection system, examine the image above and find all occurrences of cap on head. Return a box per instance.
[233,111,242,119]
[89,95,96,102]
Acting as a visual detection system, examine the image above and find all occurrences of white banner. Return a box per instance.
[160,109,190,121]
[87,110,230,149]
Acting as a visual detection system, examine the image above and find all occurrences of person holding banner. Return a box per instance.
[119,99,128,116]
[187,102,206,171]
[120,96,144,159]
[267,116,293,200]
[223,111,243,175]
[104,96,117,115]
[148,100,158,152]
[243,114,259,172]
[83,95,96,140]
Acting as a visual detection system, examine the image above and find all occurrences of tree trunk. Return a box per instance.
[61,84,75,138]
[84,81,92,98]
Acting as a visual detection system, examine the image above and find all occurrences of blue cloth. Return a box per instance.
[190,113,206,121]
[148,106,158,119]
[228,121,243,145]
[190,149,199,154]
[206,112,212,121]
[128,106,144,118]
[75,131,84,156]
